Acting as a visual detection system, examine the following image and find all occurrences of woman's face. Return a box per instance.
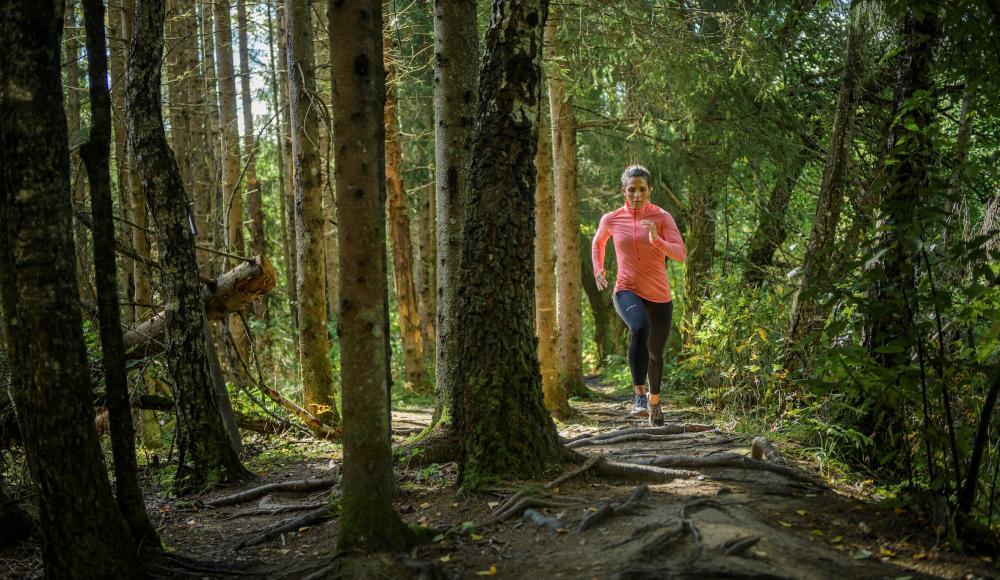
[622,176,650,210]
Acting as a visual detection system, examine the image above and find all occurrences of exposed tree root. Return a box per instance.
[201,476,339,508]
[236,508,334,549]
[751,437,786,465]
[567,431,720,449]
[719,535,760,556]
[546,452,604,488]
[562,423,718,449]
[151,552,258,577]
[394,422,458,468]
[221,497,329,520]
[637,452,823,485]
[594,458,700,482]
[576,483,649,533]
[481,496,582,526]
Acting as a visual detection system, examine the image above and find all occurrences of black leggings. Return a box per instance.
[612,291,673,395]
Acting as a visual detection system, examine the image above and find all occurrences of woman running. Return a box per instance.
[591,165,687,426]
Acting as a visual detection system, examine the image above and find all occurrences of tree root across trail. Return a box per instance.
[123,383,996,580]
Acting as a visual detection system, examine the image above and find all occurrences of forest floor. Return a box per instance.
[2,377,997,579]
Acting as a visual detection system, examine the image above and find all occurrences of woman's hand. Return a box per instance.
[640,219,657,242]
[595,269,608,291]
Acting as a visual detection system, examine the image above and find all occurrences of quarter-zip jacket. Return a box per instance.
[591,201,687,303]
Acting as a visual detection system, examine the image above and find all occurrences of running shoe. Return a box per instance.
[629,394,648,417]
[648,401,664,426]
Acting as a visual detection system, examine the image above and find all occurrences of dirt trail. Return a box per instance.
[2,380,994,579]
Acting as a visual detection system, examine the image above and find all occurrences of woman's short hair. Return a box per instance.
[620,164,652,188]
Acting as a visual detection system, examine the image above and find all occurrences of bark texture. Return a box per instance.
[432,0,478,427]
[456,0,565,487]
[80,0,160,546]
[545,10,585,395]
[329,0,412,552]
[126,0,250,494]
[788,5,863,343]
[238,0,264,272]
[289,0,337,425]
[385,28,432,395]
[0,3,140,574]
[534,95,570,417]
[214,0,245,255]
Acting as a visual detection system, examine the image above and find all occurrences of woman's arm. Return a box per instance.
[651,211,686,262]
[591,213,612,279]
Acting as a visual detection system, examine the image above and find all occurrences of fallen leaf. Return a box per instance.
[752,549,768,558]
[432,534,445,543]
[809,529,824,537]
[829,536,843,544]
[487,501,499,509]
[475,565,497,576]
[451,503,459,508]
[556,528,569,534]
[852,549,872,560]
[439,555,451,563]
[420,502,430,509]
[912,552,927,560]
[779,521,792,528]
[471,534,483,541]
[796,509,808,516]
[880,547,896,557]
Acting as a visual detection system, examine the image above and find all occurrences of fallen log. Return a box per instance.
[123,255,276,357]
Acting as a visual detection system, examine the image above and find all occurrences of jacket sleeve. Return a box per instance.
[651,211,686,262]
[592,213,611,275]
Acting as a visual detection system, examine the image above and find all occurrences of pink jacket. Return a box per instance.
[591,201,686,303]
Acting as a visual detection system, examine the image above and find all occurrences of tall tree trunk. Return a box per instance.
[214,0,244,256]
[788,3,864,344]
[65,1,91,302]
[79,0,161,547]
[318,114,339,331]
[432,0,478,428]
[277,0,298,338]
[126,0,251,494]
[414,1,437,361]
[118,0,155,325]
[385,23,432,395]
[187,0,215,275]
[546,10,585,396]
[289,0,338,426]
[534,95,570,417]
[166,0,193,191]
[107,0,135,325]
[329,0,412,552]
[861,8,939,456]
[266,0,293,338]
[197,0,222,273]
[238,0,265,316]
[0,3,141,574]
[456,0,565,487]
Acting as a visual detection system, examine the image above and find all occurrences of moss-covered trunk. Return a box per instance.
[0,3,140,574]
[455,0,565,488]
[126,0,250,494]
[288,0,338,426]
